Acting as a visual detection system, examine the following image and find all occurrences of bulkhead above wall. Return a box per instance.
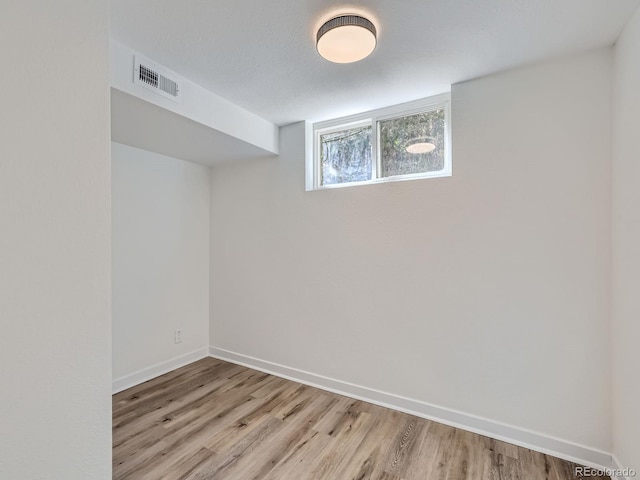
[110,41,279,165]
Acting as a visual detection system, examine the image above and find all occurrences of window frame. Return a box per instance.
[309,93,452,191]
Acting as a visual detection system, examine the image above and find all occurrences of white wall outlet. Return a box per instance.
[174,329,183,344]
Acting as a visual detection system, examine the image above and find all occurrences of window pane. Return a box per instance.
[379,109,446,177]
[320,125,372,185]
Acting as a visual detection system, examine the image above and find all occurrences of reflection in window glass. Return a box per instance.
[320,125,372,185]
[379,109,445,177]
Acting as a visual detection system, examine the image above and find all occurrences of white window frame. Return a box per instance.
[306,93,451,191]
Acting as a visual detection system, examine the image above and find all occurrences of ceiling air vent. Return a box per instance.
[133,56,181,101]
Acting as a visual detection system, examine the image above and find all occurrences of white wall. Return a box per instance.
[112,143,210,385]
[0,1,111,478]
[210,49,613,458]
[612,6,640,470]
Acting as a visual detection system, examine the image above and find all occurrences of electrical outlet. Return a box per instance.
[174,329,183,344]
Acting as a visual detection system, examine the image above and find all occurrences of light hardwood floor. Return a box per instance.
[113,358,608,480]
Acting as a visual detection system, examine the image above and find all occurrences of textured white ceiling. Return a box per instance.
[111,0,640,126]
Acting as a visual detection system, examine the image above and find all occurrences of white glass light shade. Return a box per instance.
[317,15,377,64]
[406,142,436,154]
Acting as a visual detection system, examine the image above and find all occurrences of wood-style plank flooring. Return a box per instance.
[113,358,608,480]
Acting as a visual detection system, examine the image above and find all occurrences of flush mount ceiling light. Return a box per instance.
[406,138,436,154]
[316,15,377,63]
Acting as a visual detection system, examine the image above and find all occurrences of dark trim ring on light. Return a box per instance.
[316,15,377,64]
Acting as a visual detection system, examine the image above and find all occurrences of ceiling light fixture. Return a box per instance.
[406,141,436,154]
[316,15,377,64]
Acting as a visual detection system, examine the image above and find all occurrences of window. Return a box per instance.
[320,122,372,185]
[308,94,451,190]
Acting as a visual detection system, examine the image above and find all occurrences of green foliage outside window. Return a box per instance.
[379,109,445,177]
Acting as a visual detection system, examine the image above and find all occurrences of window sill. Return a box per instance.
[308,168,452,191]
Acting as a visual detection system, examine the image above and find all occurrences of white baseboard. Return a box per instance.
[209,346,612,470]
[112,347,209,394]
